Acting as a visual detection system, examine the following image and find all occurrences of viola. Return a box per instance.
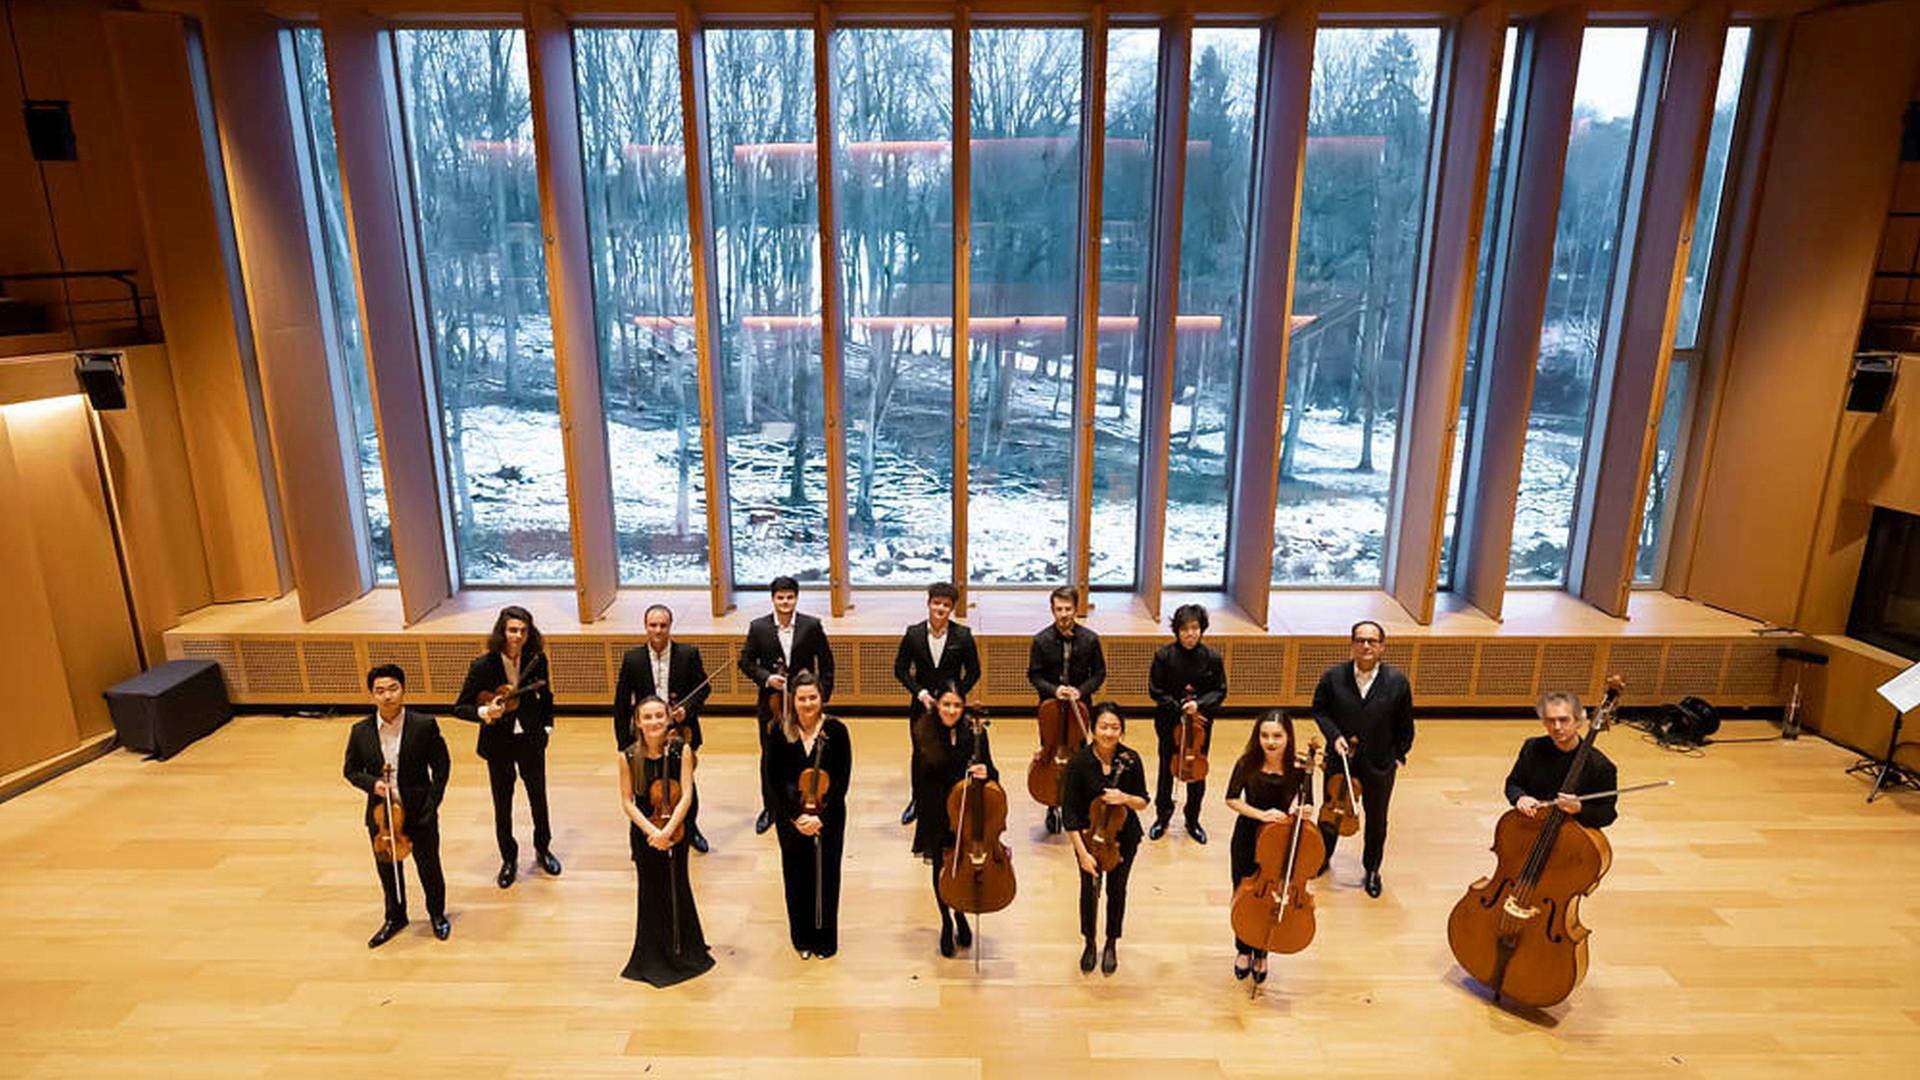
[1319,742,1364,838]
[1026,697,1090,807]
[940,708,1016,917]
[1446,675,1624,1009]
[476,677,548,723]
[1172,683,1209,784]
[1083,748,1135,874]
[371,762,411,863]
[1229,741,1327,970]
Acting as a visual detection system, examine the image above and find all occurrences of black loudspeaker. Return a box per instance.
[23,99,77,161]
[1846,352,1898,413]
[75,352,127,410]
[1658,696,1722,746]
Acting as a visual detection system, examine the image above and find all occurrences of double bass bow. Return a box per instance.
[1446,675,1624,1009]
[940,705,1016,969]
[1229,738,1327,996]
[1172,683,1209,785]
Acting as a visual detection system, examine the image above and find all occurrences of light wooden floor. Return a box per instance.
[2,714,1917,1077]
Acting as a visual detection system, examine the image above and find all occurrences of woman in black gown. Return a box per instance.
[911,686,997,957]
[1223,708,1306,985]
[1060,702,1150,976]
[769,672,851,959]
[618,696,713,986]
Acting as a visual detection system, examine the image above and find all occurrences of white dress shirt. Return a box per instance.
[1354,663,1378,700]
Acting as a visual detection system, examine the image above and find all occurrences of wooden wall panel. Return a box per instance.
[201,8,370,619]
[1800,636,1915,770]
[103,11,287,602]
[0,417,80,776]
[1686,0,1920,629]
[4,396,142,739]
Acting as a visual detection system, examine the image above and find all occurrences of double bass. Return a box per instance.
[940,708,1017,916]
[1172,683,1209,785]
[1027,697,1091,807]
[1446,675,1624,1009]
[1229,738,1326,987]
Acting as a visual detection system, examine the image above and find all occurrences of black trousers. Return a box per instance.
[1077,851,1134,941]
[757,709,778,819]
[1318,758,1396,873]
[485,737,551,862]
[374,820,446,922]
[776,816,844,955]
[1153,718,1212,823]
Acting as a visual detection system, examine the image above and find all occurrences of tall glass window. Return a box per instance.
[835,27,954,584]
[967,27,1084,585]
[1166,26,1260,587]
[706,28,829,587]
[574,28,706,584]
[1276,26,1440,585]
[1440,26,1519,590]
[1508,26,1649,585]
[395,29,571,585]
[1635,26,1751,584]
[289,27,394,582]
[1090,27,1159,587]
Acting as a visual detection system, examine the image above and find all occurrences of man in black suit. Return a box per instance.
[892,580,981,825]
[344,664,452,947]
[738,575,835,835]
[1311,620,1415,899]
[1027,585,1106,834]
[452,605,559,889]
[614,603,714,853]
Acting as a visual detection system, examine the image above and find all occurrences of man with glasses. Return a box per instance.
[1311,620,1414,899]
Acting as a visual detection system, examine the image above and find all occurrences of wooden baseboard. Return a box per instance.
[0,732,117,803]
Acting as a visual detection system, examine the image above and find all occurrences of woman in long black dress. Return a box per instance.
[1223,708,1306,985]
[769,672,851,959]
[1060,702,1150,976]
[911,686,997,957]
[618,696,714,986]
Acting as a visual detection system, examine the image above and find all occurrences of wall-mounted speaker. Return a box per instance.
[75,352,126,411]
[1846,352,1898,413]
[23,99,77,161]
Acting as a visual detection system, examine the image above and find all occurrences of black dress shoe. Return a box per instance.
[954,915,972,948]
[1187,822,1209,845]
[537,850,562,876]
[1101,939,1118,976]
[1252,961,1269,985]
[939,923,955,958]
[431,916,451,941]
[689,826,710,855]
[497,860,516,889]
[1364,870,1382,898]
[367,919,407,949]
[901,799,918,827]
[755,808,773,835]
[1234,958,1250,981]
[1045,807,1062,835]
[1079,939,1098,973]
[1148,817,1169,842]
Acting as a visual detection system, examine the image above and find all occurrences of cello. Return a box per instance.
[940,707,1017,919]
[1446,675,1624,1009]
[1027,697,1091,808]
[1172,683,1209,785]
[1229,738,1326,993]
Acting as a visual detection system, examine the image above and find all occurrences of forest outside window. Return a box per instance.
[395,28,573,585]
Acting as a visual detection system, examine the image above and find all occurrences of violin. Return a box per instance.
[1447,675,1624,1009]
[476,677,548,723]
[763,658,793,737]
[646,731,687,846]
[1027,696,1091,808]
[796,722,832,931]
[1172,683,1209,784]
[1083,747,1135,874]
[1229,739,1327,970]
[1319,742,1364,838]
[371,762,411,863]
[940,707,1016,919]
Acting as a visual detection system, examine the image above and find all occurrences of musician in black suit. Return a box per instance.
[738,575,835,835]
[344,664,452,947]
[1027,585,1107,834]
[893,580,980,826]
[1146,603,1227,845]
[453,606,559,889]
[1310,620,1415,898]
[614,604,714,853]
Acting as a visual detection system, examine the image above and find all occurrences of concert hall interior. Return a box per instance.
[2,0,1918,1074]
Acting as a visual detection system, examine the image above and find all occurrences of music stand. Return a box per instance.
[1845,660,1920,803]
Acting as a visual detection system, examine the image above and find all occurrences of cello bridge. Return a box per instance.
[1501,895,1539,920]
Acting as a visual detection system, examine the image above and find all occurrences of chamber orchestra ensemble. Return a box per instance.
[345,576,1645,1009]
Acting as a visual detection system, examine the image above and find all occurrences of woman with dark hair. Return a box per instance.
[1059,701,1149,976]
[768,671,852,959]
[454,605,559,889]
[1223,709,1307,984]
[619,695,713,986]
[1148,602,1226,845]
[911,686,996,957]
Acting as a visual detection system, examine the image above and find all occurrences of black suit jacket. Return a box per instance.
[343,709,451,832]
[1027,623,1106,702]
[737,612,835,701]
[451,651,553,760]
[893,620,980,719]
[1311,661,1415,770]
[1147,641,1227,729]
[614,640,711,750]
